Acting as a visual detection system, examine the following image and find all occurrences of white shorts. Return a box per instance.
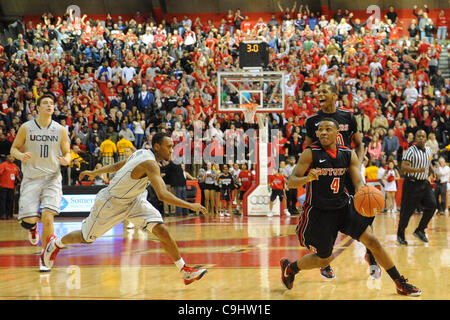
[81,188,164,242]
[18,173,63,221]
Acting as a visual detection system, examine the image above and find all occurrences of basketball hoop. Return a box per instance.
[241,103,258,124]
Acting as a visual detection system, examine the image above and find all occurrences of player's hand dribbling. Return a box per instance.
[190,203,207,215]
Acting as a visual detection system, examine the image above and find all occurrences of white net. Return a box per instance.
[242,103,258,124]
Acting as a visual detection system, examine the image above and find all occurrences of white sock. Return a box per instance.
[56,238,65,249]
[175,258,185,271]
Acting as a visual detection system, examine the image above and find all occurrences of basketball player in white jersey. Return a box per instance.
[42,132,209,285]
[10,93,71,272]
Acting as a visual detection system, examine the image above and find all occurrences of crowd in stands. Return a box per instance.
[0,4,448,212]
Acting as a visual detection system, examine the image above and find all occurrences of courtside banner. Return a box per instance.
[60,194,96,212]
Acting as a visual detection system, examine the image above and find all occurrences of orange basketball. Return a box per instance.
[353,185,385,217]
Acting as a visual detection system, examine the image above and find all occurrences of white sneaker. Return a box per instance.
[267,212,273,217]
[29,228,40,246]
[39,252,51,273]
[284,209,291,217]
[126,221,135,229]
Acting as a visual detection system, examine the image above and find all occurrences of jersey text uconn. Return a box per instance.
[29,135,59,142]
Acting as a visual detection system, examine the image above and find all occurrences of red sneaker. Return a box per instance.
[280,258,296,289]
[181,266,207,285]
[395,276,421,296]
[42,235,61,269]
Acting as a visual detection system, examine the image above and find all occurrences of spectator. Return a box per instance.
[167,161,195,216]
[122,61,136,83]
[70,158,82,185]
[0,133,12,162]
[118,122,135,144]
[0,155,21,219]
[408,19,420,39]
[436,10,447,47]
[382,128,400,160]
[433,157,449,215]
[413,4,429,41]
[116,134,135,161]
[424,19,436,45]
[368,132,383,167]
[385,6,398,24]
[425,132,440,159]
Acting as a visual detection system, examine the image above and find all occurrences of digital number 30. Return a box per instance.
[247,44,259,53]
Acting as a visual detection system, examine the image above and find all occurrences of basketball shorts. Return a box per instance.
[270,189,284,202]
[18,173,63,221]
[296,197,374,258]
[81,188,164,242]
[221,189,233,202]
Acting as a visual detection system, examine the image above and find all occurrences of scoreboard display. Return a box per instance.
[239,41,268,68]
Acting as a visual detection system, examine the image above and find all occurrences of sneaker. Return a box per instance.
[284,209,291,217]
[181,266,207,285]
[320,265,336,279]
[397,235,408,246]
[29,228,40,246]
[413,230,428,243]
[365,253,382,279]
[42,235,61,269]
[280,258,295,290]
[394,276,421,296]
[39,253,51,273]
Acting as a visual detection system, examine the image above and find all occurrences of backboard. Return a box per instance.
[217,71,285,114]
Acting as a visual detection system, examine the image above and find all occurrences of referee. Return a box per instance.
[397,130,437,245]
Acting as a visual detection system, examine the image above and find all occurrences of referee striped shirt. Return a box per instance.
[402,145,432,180]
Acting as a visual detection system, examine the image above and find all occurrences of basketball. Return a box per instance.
[353,185,385,217]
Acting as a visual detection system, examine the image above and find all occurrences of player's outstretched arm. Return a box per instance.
[79,159,127,180]
[287,149,320,188]
[349,150,364,193]
[146,160,207,214]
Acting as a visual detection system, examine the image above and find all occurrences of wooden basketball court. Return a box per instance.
[0,212,448,300]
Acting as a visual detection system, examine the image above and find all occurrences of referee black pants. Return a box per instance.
[397,179,437,236]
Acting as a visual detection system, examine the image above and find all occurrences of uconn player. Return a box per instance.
[280,119,420,296]
[10,93,71,272]
[42,133,208,285]
[304,83,380,279]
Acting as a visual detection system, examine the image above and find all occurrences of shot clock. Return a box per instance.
[239,41,268,69]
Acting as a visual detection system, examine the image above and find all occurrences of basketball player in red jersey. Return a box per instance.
[304,82,380,279]
[268,169,290,216]
[280,119,420,296]
[236,163,254,215]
